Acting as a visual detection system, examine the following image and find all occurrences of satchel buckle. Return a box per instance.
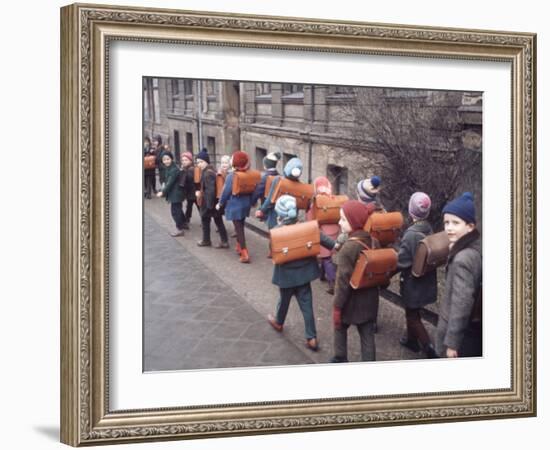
[306,241,313,249]
[282,247,289,255]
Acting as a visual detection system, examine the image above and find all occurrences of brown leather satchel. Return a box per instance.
[349,238,398,289]
[215,173,226,199]
[144,155,156,170]
[270,220,320,265]
[311,194,349,225]
[411,231,450,277]
[193,166,202,184]
[364,211,404,246]
[232,170,261,195]
[272,178,314,210]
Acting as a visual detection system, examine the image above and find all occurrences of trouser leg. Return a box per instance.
[333,324,350,362]
[275,287,294,326]
[170,202,185,230]
[405,308,431,346]
[322,257,337,283]
[294,283,316,340]
[357,321,376,361]
[233,219,246,249]
[213,211,228,243]
[184,199,194,223]
[201,210,212,243]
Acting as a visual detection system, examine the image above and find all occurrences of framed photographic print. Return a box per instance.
[60,3,536,446]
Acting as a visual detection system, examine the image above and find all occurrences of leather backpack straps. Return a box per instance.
[348,236,370,251]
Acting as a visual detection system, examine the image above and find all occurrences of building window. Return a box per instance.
[172,79,180,96]
[184,79,194,97]
[332,85,354,95]
[283,153,297,167]
[143,79,150,122]
[186,132,193,152]
[255,147,267,170]
[152,78,160,123]
[282,84,303,95]
[206,81,217,96]
[327,165,348,195]
[256,83,272,96]
[207,136,216,165]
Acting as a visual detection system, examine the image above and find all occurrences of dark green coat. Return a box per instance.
[396,220,437,308]
[161,163,185,203]
[271,219,335,289]
[333,230,380,325]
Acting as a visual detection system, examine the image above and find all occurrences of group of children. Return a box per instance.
[145,139,482,362]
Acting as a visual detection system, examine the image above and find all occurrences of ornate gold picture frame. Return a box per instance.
[60,3,536,446]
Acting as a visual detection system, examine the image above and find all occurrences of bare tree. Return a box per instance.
[339,87,481,227]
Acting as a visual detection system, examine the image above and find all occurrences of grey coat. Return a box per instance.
[333,230,380,325]
[397,220,438,309]
[436,229,482,355]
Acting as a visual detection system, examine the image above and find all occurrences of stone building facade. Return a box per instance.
[144,78,482,200]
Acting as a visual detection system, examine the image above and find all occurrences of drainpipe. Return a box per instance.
[307,85,315,183]
[197,80,203,151]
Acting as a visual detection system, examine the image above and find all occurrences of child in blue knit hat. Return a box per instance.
[267,195,335,352]
[435,192,482,358]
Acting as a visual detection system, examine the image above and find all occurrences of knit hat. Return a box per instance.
[196,149,210,164]
[442,192,476,224]
[263,152,281,170]
[342,200,374,232]
[408,192,431,220]
[181,152,193,162]
[313,176,333,196]
[161,151,174,161]
[274,195,298,221]
[283,157,303,179]
[232,151,249,170]
[356,176,381,203]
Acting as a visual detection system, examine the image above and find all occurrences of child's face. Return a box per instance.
[162,155,172,167]
[196,159,207,170]
[443,213,474,244]
[338,209,352,234]
[181,156,192,168]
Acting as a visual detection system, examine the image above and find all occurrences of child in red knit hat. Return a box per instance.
[331,200,380,363]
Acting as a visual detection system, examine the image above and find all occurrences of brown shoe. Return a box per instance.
[267,314,283,332]
[305,338,319,352]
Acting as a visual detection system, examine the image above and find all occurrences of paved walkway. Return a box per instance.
[144,197,435,371]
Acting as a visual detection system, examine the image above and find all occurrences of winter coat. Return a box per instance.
[161,163,185,203]
[259,174,284,230]
[198,165,218,214]
[156,149,170,183]
[436,229,482,353]
[219,171,252,221]
[271,219,335,289]
[333,230,380,325]
[177,166,197,201]
[396,220,438,309]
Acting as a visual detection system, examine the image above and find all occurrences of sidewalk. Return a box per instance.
[144,197,434,371]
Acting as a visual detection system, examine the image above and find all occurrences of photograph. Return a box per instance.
[59,2,536,446]
[142,78,483,372]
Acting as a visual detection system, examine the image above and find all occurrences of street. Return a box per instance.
[144,197,434,371]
